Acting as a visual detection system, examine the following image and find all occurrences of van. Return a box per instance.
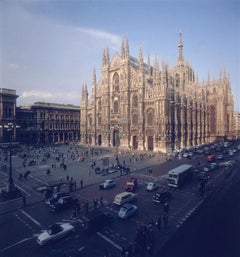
[113,191,137,205]
[81,209,112,233]
[125,177,138,191]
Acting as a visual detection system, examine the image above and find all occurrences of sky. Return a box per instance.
[1,0,239,111]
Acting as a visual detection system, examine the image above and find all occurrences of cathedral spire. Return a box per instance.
[102,48,106,66]
[139,44,143,65]
[121,36,125,59]
[125,34,129,58]
[147,52,151,75]
[177,29,184,66]
[92,68,96,85]
[105,47,110,65]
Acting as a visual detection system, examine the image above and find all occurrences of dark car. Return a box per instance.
[81,209,113,233]
[48,196,74,212]
[152,190,171,204]
[45,192,69,205]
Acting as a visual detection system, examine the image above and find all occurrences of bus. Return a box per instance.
[168,164,193,188]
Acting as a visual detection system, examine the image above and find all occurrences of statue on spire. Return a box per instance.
[177,29,184,66]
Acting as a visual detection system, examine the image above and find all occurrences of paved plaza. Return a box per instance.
[0,143,167,214]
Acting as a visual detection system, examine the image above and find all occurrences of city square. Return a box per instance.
[1,1,239,257]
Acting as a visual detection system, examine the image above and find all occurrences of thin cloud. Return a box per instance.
[20,90,80,106]
[75,27,121,47]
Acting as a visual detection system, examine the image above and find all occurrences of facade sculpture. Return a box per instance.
[80,32,234,152]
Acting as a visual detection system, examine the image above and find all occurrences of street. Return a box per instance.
[0,142,239,257]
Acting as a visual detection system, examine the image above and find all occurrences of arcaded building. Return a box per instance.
[0,88,18,142]
[17,102,80,145]
[80,32,234,153]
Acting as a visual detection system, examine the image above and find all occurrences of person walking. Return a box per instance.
[149,167,152,174]
[163,212,168,228]
[156,216,161,231]
[22,195,26,207]
[80,178,83,189]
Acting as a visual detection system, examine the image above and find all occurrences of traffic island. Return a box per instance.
[0,186,23,201]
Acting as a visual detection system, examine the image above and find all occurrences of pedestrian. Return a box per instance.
[80,178,83,189]
[147,243,154,256]
[163,213,168,228]
[163,202,169,214]
[149,167,152,174]
[127,243,133,257]
[156,216,161,231]
[85,200,89,213]
[22,195,26,207]
[100,195,104,206]
[72,207,76,218]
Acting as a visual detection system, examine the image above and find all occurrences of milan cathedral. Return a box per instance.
[80,31,234,153]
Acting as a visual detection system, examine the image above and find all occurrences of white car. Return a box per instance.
[146,182,158,191]
[99,179,116,190]
[118,203,138,219]
[37,223,74,245]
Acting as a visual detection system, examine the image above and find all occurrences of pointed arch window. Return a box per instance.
[132,95,138,108]
[114,101,119,113]
[113,72,120,92]
[132,114,138,125]
[175,73,180,88]
[147,112,154,126]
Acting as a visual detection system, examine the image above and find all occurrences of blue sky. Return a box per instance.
[1,0,239,111]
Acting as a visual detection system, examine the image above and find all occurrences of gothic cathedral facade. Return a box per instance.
[80,32,234,153]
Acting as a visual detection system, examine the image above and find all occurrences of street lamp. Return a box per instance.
[0,122,20,199]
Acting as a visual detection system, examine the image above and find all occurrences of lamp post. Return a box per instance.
[0,122,20,199]
[6,123,15,194]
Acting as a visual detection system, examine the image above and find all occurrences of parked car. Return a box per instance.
[81,209,113,233]
[219,161,234,167]
[125,177,138,191]
[216,154,224,160]
[48,196,74,212]
[152,190,171,204]
[146,182,158,191]
[36,223,75,245]
[99,179,116,190]
[209,163,218,170]
[118,203,138,219]
[113,192,137,205]
[45,192,69,205]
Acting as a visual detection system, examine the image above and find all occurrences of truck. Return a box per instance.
[125,177,138,191]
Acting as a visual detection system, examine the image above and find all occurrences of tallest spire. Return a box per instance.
[177,29,184,66]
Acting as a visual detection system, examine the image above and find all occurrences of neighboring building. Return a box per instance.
[16,106,35,144]
[80,32,234,153]
[233,112,240,139]
[0,88,18,142]
[17,102,80,145]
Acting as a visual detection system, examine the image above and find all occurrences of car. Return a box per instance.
[182,153,188,158]
[113,192,137,205]
[209,163,218,170]
[197,171,209,181]
[36,223,75,245]
[203,166,210,172]
[99,179,116,190]
[152,190,171,204]
[81,209,113,233]
[45,192,69,205]
[146,182,158,191]
[219,160,234,167]
[48,196,74,212]
[118,203,138,219]
[216,154,224,160]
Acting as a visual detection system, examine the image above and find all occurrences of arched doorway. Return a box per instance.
[112,128,120,147]
[98,135,102,146]
[147,136,154,151]
[132,136,138,149]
